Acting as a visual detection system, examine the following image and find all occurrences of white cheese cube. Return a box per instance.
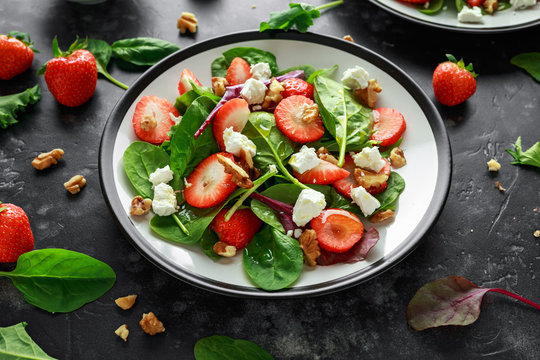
[149,165,174,187]
[152,183,178,216]
[250,62,272,81]
[223,127,257,157]
[293,229,303,239]
[510,0,537,8]
[240,78,267,105]
[289,146,321,174]
[292,189,326,227]
[350,186,380,217]
[457,6,483,23]
[341,66,370,90]
[352,147,385,173]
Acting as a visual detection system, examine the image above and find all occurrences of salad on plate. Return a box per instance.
[122,46,407,291]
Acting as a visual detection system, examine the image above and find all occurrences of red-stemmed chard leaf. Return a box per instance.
[407,276,540,331]
[194,70,305,138]
[250,192,297,233]
[317,227,379,265]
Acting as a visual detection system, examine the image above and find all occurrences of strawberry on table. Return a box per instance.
[40,37,97,107]
[371,108,406,147]
[310,209,364,253]
[210,208,263,249]
[333,154,390,197]
[0,31,37,80]
[293,160,349,185]
[184,152,238,208]
[0,202,34,263]
[132,95,178,145]
[178,68,203,95]
[433,54,477,106]
[274,95,325,143]
[281,78,314,99]
[212,98,250,150]
[226,57,251,86]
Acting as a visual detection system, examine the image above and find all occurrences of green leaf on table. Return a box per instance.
[111,37,180,66]
[86,38,129,90]
[505,136,540,168]
[0,322,57,360]
[0,85,41,129]
[194,335,274,360]
[374,172,406,212]
[276,64,316,79]
[243,226,303,291]
[0,249,116,313]
[510,52,540,83]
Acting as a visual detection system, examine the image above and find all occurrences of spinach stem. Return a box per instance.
[172,213,190,235]
[337,136,346,167]
[316,0,343,11]
[265,138,311,191]
[102,71,129,90]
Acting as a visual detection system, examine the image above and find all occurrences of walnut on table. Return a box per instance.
[343,35,355,43]
[139,312,165,335]
[487,159,501,172]
[64,175,86,194]
[114,324,129,342]
[115,294,138,310]
[177,12,198,34]
[31,148,64,170]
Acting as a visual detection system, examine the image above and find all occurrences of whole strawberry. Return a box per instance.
[0,202,34,263]
[0,31,38,80]
[433,54,477,106]
[39,37,97,107]
[210,208,263,249]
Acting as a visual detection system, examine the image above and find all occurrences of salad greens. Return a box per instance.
[417,0,512,15]
[510,53,540,83]
[0,84,41,129]
[211,47,279,77]
[0,322,57,360]
[505,136,540,168]
[194,335,274,360]
[374,172,406,212]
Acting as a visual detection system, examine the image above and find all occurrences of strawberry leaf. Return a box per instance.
[0,85,41,129]
[444,53,478,78]
[7,31,39,53]
[505,136,540,168]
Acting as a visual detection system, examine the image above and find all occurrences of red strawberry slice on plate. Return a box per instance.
[333,154,390,197]
[210,208,263,249]
[132,95,178,145]
[0,202,34,262]
[310,208,364,253]
[370,108,406,147]
[281,78,314,99]
[225,57,251,86]
[178,68,203,95]
[184,152,237,209]
[293,160,349,185]
[274,95,325,143]
[212,98,250,150]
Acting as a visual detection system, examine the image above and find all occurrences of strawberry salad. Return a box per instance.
[122,46,406,291]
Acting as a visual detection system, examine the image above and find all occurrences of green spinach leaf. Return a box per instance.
[194,335,274,360]
[0,249,116,313]
[0,85,41,129]
[86,39,129,90]
[306,64,337,84]
[276,64,316,79]
[243,226,303,291]
[211,56,229,77]
[200,229,221,261]
[111,37,180,66]
[510,53,540,83]
[174,82,220,115]
[416,0,444,14]
[0,322,57,360]
[505,136,540,168]
[374,172,405,212]
[222,47,279,75]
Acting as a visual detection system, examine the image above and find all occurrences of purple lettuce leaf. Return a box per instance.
[317,227,379,266]
[249,192,298,233]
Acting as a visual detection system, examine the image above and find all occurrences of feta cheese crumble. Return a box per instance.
[292,189,326,227]
[149,165,174,188]
[223,127,257,157]
[510,0,537,8]
[350,186,380,217]
[152,183,178,216]
[287,230,293,237]
[341,66,370,90]
[457,6,483,23]
[250,62,271,81]
[352,147,386,173]
[293,229,303,239]
[240,78,267,105]
[289,146,321,174]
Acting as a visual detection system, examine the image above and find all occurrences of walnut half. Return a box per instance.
[354,168,389,189]
[64,175,86,194]
[370,209,395,223]
[31,148,64,170]
[262,78,284,110]
[139,312,165,335]
[130,196,152,216]
[212,77,228,97]
[316,147,338,165]
[354,79,382,108]
[389,147,406,168]
[213,241,237,257]
[299,229,320,266]
[177,12,198,34]
[484,0,498,14]
[217,154,253,189]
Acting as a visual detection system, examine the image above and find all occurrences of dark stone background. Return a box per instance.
[0,1,539,359]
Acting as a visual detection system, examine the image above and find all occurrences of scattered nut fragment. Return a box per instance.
[115,294,138,310]
[64,175,86,194]
[354,168,389,189]
[115,324,129,342]
[316,147,338,165]
[343,35,355,42]
[534,208,538,213]
[31,148,64,170]
[370,209,395,223]
[534,230,540,238]
[130,196,152,216]
[494,181,506,192]
[354,79,382,108]
[262,78,284,110]
[238,148,260,179]
[217,154,253,189]
[177,12,198,34]
[487,159,501,172]
[212,77,228,97]
[139,312,165,335]
[300,103,319,124]
[484,0,498,14]
[140,114,157,131]
[389,147,406,168]
[213,241,237,257]
[299,229,320,266]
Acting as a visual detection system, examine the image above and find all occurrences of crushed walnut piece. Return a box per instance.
[299,229,320,267]
[115,324,129,342]
[370,209,395,223]
[262,78,284,110]
[130,196,152,216]
[494,181,506,192]
[213,241,237,257]
[354,79,382,108]
[300,103,319,124]
[389,147,406,168]
[354,168,389,189]
[487,159,501,172]
[31,148,64,170]
[316,147,338,165]
[140,114,157,131]
[217,154,253,189]
[534,208,538,213]
[64,175,86,194]
[343,35,355,43]
[115,294,138,310]
[212,77,228,97]
[534,230,540,238]
[177,12,198,34]
[238,148,260,180]
[484,0,498,14]
[139,312,165,335]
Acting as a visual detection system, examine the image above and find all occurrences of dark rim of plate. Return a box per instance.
[367,0,540,34]
[99,30,452,298]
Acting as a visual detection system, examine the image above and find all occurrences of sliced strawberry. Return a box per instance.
[132,95,178,145]
[178,68,203,95]
[210,208,263,249]
[212,98,250,150]
[281,78,314,99]
[293,160,349,185]
[467,0,483,6]
[310,209,364,253]
[333,154,390,197]
[225,57,251,86]
[184,152,237,209]
[274,95,325,143]
[370,108,406,147]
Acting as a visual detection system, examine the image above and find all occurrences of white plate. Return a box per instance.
[370,0,540,32]
[99,31,451,298]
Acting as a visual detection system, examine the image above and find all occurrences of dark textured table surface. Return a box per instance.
[1,1,539,359]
